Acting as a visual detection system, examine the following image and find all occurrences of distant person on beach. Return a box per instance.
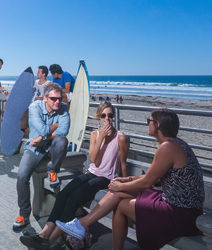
[13,83,70,232]
[55,109,204,250]
[91,95,96,101]
[105,96,110,102]
[32,65,50,101]
[116,94,119,103]
[49,64,75,108]
[19,102,129,249]
[0,58,9,97]
[119,95,123,104]
[99,96,103,102]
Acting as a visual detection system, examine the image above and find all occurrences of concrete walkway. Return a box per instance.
[0,151,177,250]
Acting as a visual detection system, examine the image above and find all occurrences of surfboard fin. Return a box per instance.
[24,67,33,74]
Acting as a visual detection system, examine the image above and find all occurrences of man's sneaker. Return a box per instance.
[56,218,85,240]
[49,171,60,188]
[13,216,29,231]
[20,234,49,250]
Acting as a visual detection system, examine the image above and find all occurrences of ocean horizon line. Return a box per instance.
[1,74,212,77]
[1,75,212,100]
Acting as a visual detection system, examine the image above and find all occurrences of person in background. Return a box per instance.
[55,109,204,250]
[105,96,110,102]
[13,83,70,232]
[22,65,51,133]
[32,65,50,101]
[116,95,119,103]
[99,96,103,102]
[49,64,75,108]
[0,58,3,70]
[0,58,8,97]
[19,102,129,250]
[119,96,123,104]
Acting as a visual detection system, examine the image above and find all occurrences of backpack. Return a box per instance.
[62,229,92,250]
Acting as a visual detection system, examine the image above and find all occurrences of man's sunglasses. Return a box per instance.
[48,96,62,102]
[100,113,114,119]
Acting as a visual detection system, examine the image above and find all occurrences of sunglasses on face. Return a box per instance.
[100,113,114,119]
[147,118,156,125]
[48,96,62,102]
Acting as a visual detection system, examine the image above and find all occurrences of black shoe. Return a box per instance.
[20,234,49,250]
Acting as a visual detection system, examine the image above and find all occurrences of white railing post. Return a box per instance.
[114,106,120,130]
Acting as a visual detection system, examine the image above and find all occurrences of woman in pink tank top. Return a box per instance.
[20,102,129,249]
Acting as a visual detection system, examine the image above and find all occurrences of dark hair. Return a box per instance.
[94,102,115,119]
[38,65,48,77]
[151,109,179,137]
[44,82,63,97]
[49,64,63,74]
[0,59,3,64]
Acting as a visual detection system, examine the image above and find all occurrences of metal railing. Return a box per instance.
[87,102,212,173]
[0,100,6,121]
[1,100,212,173]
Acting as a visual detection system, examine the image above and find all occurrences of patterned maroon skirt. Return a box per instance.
[135,188,202,250]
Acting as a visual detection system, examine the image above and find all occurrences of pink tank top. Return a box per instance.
[88,130,122,180]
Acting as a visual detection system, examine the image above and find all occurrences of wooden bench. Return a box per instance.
[32,154,212,250]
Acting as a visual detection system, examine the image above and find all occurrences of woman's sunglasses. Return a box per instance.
[100,113,114,119]
[48,96,63,102]
[147,118,156,125]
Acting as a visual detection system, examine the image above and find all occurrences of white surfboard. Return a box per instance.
[67,60,90,152]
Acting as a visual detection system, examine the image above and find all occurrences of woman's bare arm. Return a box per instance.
[109,141,175,194]
[118,134,129,177]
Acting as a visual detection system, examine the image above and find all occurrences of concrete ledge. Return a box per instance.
[32,155,212,249]
[32,151,87,217]
[203,178,212,210]
[168,235,205,250]
[196,212,212,249]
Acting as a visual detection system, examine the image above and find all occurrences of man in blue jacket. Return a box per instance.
[13,83,70,231]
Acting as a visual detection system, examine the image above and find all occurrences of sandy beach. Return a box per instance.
[91,93,212,110]
[88,94,212,166]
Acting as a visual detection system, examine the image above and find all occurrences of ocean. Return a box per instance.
[1,75,212,100]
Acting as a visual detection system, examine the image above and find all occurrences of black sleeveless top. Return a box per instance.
[161,138,205,209]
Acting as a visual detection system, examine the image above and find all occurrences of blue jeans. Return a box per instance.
[17,136,68,218]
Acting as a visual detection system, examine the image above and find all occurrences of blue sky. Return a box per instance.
[0,0,212,75]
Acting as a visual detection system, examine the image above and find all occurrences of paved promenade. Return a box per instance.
[0,152,139,249]
[0,151,176,250]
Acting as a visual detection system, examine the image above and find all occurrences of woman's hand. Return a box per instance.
[98,123,112,138]
[112,177,130,183]
[108,180,122,192]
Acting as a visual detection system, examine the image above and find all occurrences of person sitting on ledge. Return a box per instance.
[56,109,204,250]
[13,83,70,232]
[20,101,129,249]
